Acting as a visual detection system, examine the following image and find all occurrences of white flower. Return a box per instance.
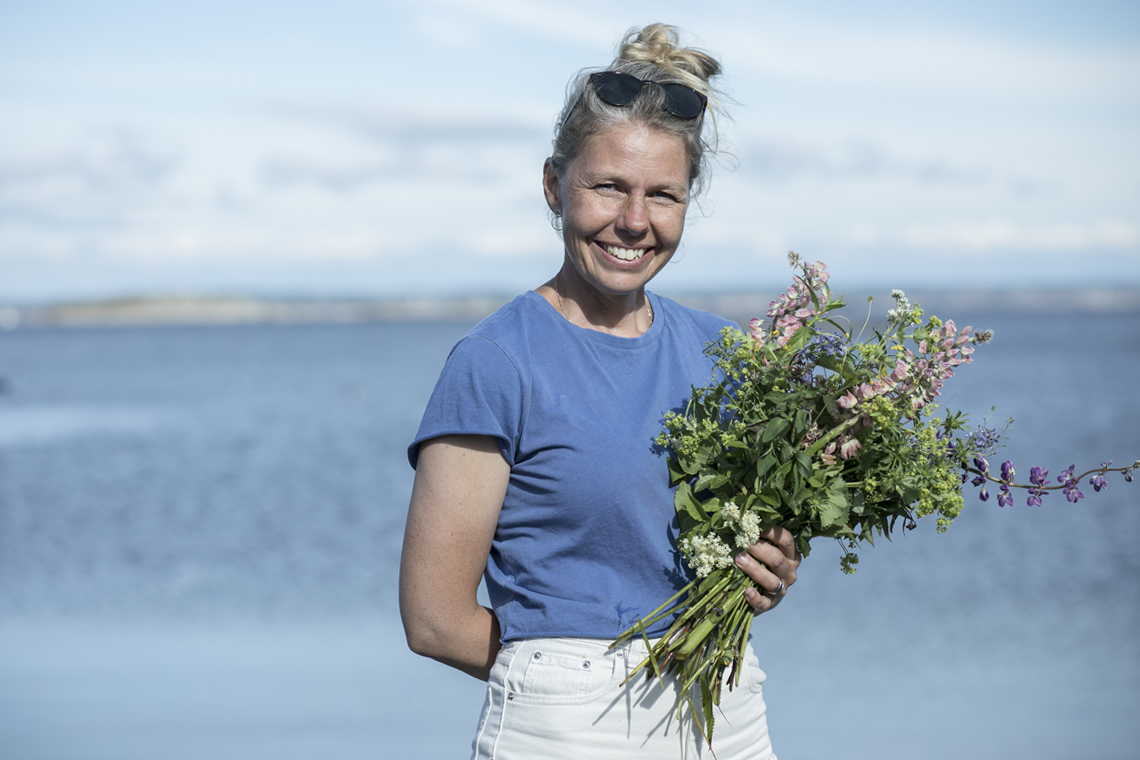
[720,501,761,550]
[680,533,735,578]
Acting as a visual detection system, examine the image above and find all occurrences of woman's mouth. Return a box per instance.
[603,244,650,262]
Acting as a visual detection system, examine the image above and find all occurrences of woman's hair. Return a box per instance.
[550,24,723,198]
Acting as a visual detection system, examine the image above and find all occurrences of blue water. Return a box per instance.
[0,313,1137,759]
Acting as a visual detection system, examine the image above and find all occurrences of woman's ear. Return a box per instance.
[542,158,561,214]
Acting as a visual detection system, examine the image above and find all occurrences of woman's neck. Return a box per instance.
[537,266,654,338]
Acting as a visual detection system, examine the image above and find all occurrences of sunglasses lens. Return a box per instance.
[592,72,644,107]
[661,84,706,119]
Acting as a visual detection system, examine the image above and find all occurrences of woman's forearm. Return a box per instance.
[401,600,501,681]
[399,435,510,681]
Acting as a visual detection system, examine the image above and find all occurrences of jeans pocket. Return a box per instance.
[744,646,768,693]
[498,639,621,706]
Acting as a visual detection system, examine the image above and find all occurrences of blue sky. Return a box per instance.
[1,0,1138,301]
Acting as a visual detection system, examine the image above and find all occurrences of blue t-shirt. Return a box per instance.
[409,290,733,641]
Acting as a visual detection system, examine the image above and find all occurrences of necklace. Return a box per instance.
[554,273,653,325]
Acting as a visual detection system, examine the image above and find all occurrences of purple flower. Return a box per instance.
[979,487,990,502]
[973,456,989,473]
[1057,467,1084,502]
[997,484,1014,508]
[966,428,1001,454]
[1027,467,1049,507]
[1000,460,1015,482]
[1089,461,1111,492]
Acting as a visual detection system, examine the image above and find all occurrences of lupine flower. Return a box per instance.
[1027,467,1050,507]
[1058,465,1084,502]
[839,437,863,460]
[748,318,766,345]
[1000,460,1015,482]
[997,484,1014,507]
[966,428,1002,455]
[1089,461,1111,492]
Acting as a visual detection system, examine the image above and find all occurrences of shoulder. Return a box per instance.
[459,291,558,356]
[650,292,737,341]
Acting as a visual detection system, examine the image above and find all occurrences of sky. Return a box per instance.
[1,0,1138,302]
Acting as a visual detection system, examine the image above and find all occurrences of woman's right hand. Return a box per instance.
[399,435,510,680]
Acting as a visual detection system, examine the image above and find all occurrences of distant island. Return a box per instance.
[2,288,1139,330]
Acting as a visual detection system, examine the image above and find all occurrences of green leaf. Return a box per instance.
[695,472,729,492]
[761,418,791,444]
[755,455,777,480]
[817,478,851,529]
[795,451,814,480]
[675,482,706,523]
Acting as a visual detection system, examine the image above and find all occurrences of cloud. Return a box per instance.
[259,106,551,191]
[842,219,1140,252]
[713,16,1140,103]
[739,139,990,187]
[0,128,179,228]
[419,0,613,47]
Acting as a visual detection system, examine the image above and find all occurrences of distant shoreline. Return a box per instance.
[2,288,1139,330]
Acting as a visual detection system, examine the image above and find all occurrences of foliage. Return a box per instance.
[613,253,1138,744]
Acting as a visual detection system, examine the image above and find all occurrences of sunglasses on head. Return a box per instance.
[565,71,708,124]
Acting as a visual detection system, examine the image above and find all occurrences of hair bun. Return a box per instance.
[613,23,721,91]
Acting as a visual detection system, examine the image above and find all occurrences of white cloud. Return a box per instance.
[845,219,1140,252]
[713,16,1140,103]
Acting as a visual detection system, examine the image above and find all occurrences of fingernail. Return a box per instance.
[734,554,748,567]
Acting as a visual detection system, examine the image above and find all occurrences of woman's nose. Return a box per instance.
[617,196,649,235]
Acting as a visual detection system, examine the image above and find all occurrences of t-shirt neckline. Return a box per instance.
[525,290,664,349]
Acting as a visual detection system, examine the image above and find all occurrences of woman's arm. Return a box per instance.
[398,435,510,681]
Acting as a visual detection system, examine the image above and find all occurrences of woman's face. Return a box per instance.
[543,124,690,299]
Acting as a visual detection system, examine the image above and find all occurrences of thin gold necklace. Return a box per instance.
[554,273,653,325]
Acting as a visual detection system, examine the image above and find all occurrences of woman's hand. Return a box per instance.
[399,435,510,681]
[733,526,799,613]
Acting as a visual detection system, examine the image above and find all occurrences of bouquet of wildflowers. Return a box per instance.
[613,253,1137,742]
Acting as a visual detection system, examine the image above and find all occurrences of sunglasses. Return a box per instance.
[565,71,708,124]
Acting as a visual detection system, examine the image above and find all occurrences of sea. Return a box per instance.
[1,309,1138,760]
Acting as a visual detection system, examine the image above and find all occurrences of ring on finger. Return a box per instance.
[766,579,785,597]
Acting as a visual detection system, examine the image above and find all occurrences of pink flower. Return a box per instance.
[890,360,909,382]
[748,317,766,345]
[837,391,859,410]
[839,438,863,460]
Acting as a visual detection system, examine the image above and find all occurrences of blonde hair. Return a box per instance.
[550,24,723,197]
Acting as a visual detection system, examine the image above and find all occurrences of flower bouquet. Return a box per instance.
[612,253,1137,742]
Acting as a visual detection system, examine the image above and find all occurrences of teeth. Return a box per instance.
[605,244,647,261]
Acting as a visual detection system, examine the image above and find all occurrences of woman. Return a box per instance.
[400,24,798,758]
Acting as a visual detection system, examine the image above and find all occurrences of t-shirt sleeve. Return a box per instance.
[407,335,523,469]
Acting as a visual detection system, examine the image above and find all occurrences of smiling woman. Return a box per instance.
[399,23,796,759]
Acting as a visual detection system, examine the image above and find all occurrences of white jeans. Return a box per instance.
[471,636,777,760]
